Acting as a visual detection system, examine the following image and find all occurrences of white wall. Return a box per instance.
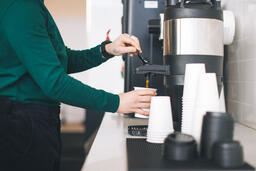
[55,18,88,123]
[85,0,124,94]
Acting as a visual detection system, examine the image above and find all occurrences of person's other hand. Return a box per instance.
[105,34,142,56]
[117,89,157,116]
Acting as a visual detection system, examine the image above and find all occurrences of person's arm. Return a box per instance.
[66,45,108,74]
[66,33,143,74]
[3,0,119,112]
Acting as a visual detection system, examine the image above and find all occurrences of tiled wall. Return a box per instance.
[223,0,256,129]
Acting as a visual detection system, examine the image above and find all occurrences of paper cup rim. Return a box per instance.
[134,87,157,91]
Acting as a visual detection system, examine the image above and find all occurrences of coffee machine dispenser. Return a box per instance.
[122,0,166,96]
[123,0,231,131]
[163,0,224,130]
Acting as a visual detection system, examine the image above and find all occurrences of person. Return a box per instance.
[0,0,156,170]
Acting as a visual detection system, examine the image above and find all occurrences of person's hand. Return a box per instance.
[117,89,157,116]
[105,34,142,56]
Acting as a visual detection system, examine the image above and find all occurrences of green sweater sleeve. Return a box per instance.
[66,46,108,74]
[2,0,119,112]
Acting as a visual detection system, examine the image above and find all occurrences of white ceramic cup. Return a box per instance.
[134,87,157,119]
[147,96,174,144]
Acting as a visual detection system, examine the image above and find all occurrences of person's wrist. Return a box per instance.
[105,43,112,55]
[101,40,115,59]
[116,93,123,114]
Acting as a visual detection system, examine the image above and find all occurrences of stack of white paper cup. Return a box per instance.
[134,87,157,119]
[219,85,226,113]
[147,96,174,144]
[191,73,220,144]
[182,64,206,135]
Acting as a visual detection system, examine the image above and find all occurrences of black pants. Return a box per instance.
[0,96,61,171]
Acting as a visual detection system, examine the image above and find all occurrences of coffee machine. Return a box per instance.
[122,0,166,96]
[123,0,225,131]
[163,0,224,130]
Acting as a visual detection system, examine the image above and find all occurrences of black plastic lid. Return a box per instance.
[203,112,234,133]
[164,6,223,21]
[165,132,196,145]
[214,141,242,151]
[205,112,234,121]
[163,132,198,161]
[213,141,244,168]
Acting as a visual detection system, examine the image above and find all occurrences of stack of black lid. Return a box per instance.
[163,112,245,169]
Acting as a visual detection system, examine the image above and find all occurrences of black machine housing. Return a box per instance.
[163,0,223,130]
[122,0,224,131]
[122,0,166,96]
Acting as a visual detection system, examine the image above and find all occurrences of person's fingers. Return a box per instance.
[130,36,139,45]
[119,46,137,54]
[130,52,137,54]
[130,36,142,52]
[129,52,137,57]
[137,103,150,109]
[135,108,149,116]
[121,35,140,51]
[138,96,152,103]
[122,33,130,37]
[136,89,157,96]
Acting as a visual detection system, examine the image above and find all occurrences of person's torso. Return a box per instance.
[0,0,68,106]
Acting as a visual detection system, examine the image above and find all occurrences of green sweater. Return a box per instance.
[0,0,119,112]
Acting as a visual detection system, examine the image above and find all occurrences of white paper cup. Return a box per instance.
[147,131,171,136]
[147,134,170,144]
[219,84,226,112]
[183,64,206,98]
[191,104,220,145]
[191,73,220,145]
[182,98,197,134]
[147,134,170,139]
[195,73,219,106]
[134,87,157,119]
[182,64,205,135]
[148,96,174,132]
[147,138,165,144]
[134,114,149,119]
[147,96,174,144]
